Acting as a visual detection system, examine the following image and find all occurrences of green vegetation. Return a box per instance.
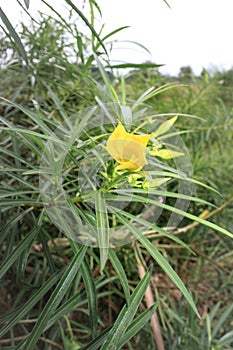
[0,1,232,349]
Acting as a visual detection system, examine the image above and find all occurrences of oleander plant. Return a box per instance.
[0,1,233,349]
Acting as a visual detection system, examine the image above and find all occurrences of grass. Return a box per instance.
[0,1,233,349]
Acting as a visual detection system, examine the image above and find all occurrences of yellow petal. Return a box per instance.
[115,160,139,171]
[106,122,151,170]
[108,122,127,141]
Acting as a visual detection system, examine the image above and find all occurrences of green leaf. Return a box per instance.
[81,328,110,350]
[118,303,158,348]
[63,239,98,337]
[163,0,171,8]
[218,330,233,345]
[81,259,98,337]
[64,0,107,54]
[43,84,69,121]
[108,187,213,209]
[115,212,199,317]
[100,267,152,350]
[47,289,114,333]
[0,212,42,279]
[113,208,193,253]
[145,177,171,188]
[41,0,73,32]
[108,249,131,305]
[94,55,120,103]
[0,208,33,245]
[0,171,38,190]
[82,303,158,350]
[39,229,57,274]
[113,191,233,240]
[16,245,88,349]
[0,198,43,208]
[153,116,178,138]
[90,0,102,17]
[109,63,163,69]
[149,149,184,159]
[132,85,181,110]
[0,190,40,199]
[0,270,63,338]
[0,144,36,169]
[95,191,109,271]
[77,35,85,64]
[102,26,130,42]
[212,303,233,339]
[0,7,28,64]
[0,99,53,135]
[23,0,30,9]
[117,40,152,55]
[0,124,69,149]
[148,170,220,194]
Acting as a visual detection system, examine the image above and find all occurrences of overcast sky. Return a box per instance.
[1,0,233,75]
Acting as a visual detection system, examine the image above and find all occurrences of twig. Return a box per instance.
[39,337,64,349]
[145,195,233,237]
[0,335,26,345]
[135,246,165,350]
[173,195,233,234]
[0,335,63,349]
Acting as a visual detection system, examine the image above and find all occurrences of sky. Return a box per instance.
[1,0,233,75]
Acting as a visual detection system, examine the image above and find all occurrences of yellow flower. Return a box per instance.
[106,122,151,171]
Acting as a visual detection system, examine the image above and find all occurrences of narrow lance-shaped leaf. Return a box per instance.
[64,0,107,54]
[112,207,193,253]
[82,303,158,350]
[95,190,109,271]
[0,7,28,64]
[100,266,152,350]
[23,0,30,9]
[118,303,158,349]
[113,191,233,240]
[67,240,98,337]
[108,248,131,305]
[115,212,199,317]
[0,207,33,245]
[132,85,180,110]
[0,212,43,279]
[81,259,98,337]
[0,270,63,338]
[109,63,163,69]
[16,245,88,350]
[153,116,178,138]
[149,149,184,159]
[94,54,120,103]
[211,303,233,339]
[46,281,116,334]
[162,0,171,8]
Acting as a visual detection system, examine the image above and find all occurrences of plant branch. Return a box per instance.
[135,245,165,350]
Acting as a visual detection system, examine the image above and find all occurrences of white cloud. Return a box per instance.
[98,0,233,75]
[1,0,233,75]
